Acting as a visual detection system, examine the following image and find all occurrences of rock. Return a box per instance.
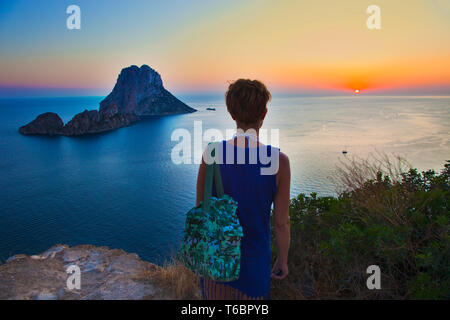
[61,109,138,136]
[99,65,196,117]
[0,244,175,300]
[41,245,66,259]
[19,112,64,136]
[61,110,99,136]
[6,254,27,263]
[19,65,196,137]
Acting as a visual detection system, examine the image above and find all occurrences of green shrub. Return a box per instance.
[271,159,449,300]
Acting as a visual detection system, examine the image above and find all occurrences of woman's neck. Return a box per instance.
[236,124,260,137]
[234,125,260,147]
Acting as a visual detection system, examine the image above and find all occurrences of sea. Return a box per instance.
[0,95,449,263]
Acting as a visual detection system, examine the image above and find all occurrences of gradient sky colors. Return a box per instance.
[0,0,449,96]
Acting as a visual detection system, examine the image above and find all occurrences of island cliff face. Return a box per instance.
[61,109,139,136]
[19,65,196,136]
[100,65,194,117]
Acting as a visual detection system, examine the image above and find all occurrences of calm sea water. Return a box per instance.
[0,95,449,263]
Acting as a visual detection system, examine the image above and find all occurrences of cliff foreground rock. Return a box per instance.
[0,244,199,300]
[19,65,196,136]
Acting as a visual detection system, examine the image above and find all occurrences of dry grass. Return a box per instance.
[332,152,414,226]
[139,259,201,300]
[332,151,411,194]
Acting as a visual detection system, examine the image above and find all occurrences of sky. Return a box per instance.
[0,0,449,96]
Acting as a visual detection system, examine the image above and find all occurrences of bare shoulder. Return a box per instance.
[279,151,290,172]
[276,151,290,187]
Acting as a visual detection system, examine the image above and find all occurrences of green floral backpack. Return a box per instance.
[177,145,243,282]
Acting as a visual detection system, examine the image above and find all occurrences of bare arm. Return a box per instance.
[271,151,291,280]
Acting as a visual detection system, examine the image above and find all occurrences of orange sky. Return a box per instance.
[0,0,449,94]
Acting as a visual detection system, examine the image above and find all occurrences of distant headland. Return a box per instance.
[19,65,196,136]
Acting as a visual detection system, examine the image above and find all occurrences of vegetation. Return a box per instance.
[271,156,449,299]
[140,258,202,300]
[161,156,449,299]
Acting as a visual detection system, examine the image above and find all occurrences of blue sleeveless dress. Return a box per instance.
[201,140,278,299]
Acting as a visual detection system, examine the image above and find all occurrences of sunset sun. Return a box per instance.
[354,89,360,94]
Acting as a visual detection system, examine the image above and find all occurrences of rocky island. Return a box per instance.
[19,65,196,136]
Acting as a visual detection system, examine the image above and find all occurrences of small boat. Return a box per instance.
[206,107,216,111]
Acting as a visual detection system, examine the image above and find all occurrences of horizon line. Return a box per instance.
[0,85,449,99]
[1,92,450,100]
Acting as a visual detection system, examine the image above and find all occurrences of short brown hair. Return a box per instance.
[225,79,271,125]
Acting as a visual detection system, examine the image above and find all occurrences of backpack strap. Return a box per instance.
[202,143,224,213]
[214,162,224,198]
